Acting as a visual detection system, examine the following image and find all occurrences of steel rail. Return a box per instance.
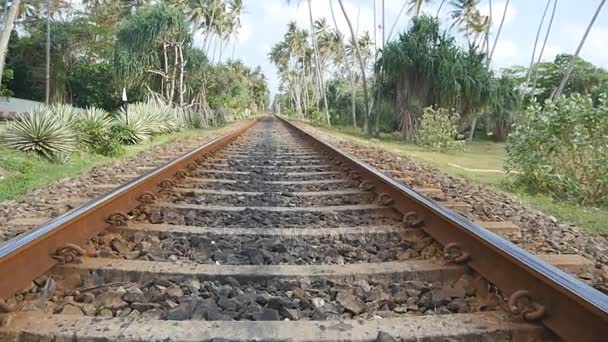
[0,119,258,299]
[277,115,608,342]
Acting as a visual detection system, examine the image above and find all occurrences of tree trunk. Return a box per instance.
[522,0,551,99]
[307,0,331,126]
[204,0,219,53]
[338,0,370,132]
[329,0,356,128]
[0,0,21,87]
[163,42,170,99]
[530,0,558,94]
[489,0,510,63]
[552,0,605,99]
[468,115,478,141]
[178,44,185,107]
[45,0,52,105]
[436,0,447,17]
[169,45,178,104]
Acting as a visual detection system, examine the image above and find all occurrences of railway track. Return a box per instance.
[0,116,606,341]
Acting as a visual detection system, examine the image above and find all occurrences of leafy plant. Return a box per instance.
[79,121,124,157]
[78,107,112,128]
[50,103,81,128]
[1,108,77,162]
[506,93,608,206]
[416,107,464,152]
[76,107,123,157]
[112,104,155,145]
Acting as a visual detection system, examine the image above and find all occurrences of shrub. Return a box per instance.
[77,108,123,157]
[416,107,464,152]
[79,121,124,157]
[113,105,155,144]
[50,103,81,128]
[506,93,608,206]
[1,107,77,162]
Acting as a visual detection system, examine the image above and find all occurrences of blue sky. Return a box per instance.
[210,1,608,96]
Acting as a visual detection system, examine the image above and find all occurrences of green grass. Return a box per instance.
[0,128,218,201]
[323,125,608,233]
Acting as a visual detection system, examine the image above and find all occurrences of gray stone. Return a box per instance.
[166,301,195,320]
[377,331,398,342]
[336,291,365,315]
[130,302,160,311]
[253,308,280,321]
[93,291,128,310]
[123,288,145,303]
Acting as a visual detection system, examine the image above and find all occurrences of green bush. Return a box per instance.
[1,107,77,162]
[506,93,608,206]
[416,107,464,152]
[72,107,125,156]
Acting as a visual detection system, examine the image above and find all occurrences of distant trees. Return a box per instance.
[3,0,267,121]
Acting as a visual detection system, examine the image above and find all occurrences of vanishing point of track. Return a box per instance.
[0,116,606,341]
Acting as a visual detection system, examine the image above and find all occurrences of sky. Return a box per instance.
[207,0,608,97]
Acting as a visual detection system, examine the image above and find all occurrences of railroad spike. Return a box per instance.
[137,192,157,204]
[159,179,176,189]
[175,170,188,179]
[359,180,375,191]
[402,211,424,227]
[106,212,128,226]
[376,193,394,206]
[508,290,546,321]
[51,243,86,264]
[443,242,470,263]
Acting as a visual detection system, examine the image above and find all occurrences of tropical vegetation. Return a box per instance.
[0,0,268,162]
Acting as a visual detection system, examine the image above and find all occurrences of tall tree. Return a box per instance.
[552,0,605,99]
[521,0,552,100]
[488,0,509,62]
[329,0,357,128]
[337,0,370,131]
[0,0,21,87]
[530,0,558,96]
[306,0,330,125]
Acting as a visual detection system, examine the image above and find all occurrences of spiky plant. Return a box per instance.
[1,108,77,162]
[49,103,81,127]
[78,107,112,128]
[113,104,156,145]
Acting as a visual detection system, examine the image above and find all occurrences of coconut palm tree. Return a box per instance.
[552,0,605,99]
[329,0,358,128]
[337,0,371,131]
[488,0,509,63]
[521,0,552,100]
[449,0,485,46]
[529,0,558,96]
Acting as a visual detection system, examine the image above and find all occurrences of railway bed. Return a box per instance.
[0,116,606,341]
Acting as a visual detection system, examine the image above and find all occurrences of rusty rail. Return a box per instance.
[0,119,258,299]
[277,115,608,342]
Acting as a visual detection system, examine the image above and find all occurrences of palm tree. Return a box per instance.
[337,0,371,131]
[449,0,484,46]
[408,0,432,16]
[305,0,330,125]
[521,0,552,100]
[329,0,357,128]
[0,0,22,87]
[530,0,558,96]
[552,0,605,99]
[488,0,509,62]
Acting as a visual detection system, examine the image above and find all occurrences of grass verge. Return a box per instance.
[0,128,218,201]
[321,125,607,234]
